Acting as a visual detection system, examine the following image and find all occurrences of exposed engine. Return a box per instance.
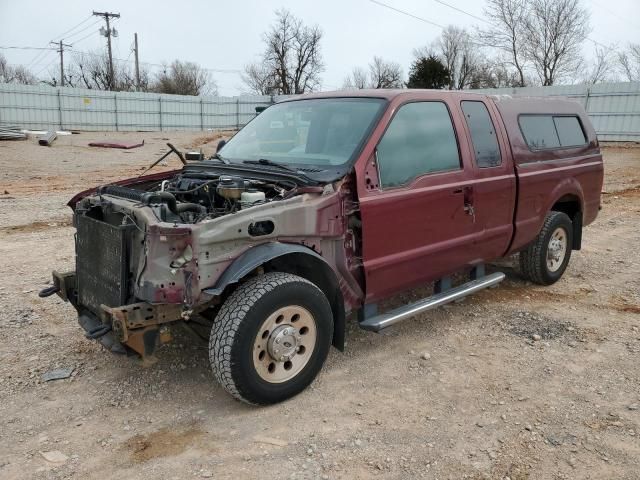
[96,172,291,224]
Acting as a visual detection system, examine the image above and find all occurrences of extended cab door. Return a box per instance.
[356,96,481,302]
[456,97,516,260]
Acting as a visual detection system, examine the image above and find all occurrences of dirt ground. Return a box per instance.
[0,133,639,480]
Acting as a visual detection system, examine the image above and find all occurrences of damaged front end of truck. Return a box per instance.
[40,95,389,403]
[43,159,363,365]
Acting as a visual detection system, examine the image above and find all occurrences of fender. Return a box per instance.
[203,242,327,295]
[516,176,585,252]
[203,242,346,350]
[545,178,585,249]
[543,176,585,218]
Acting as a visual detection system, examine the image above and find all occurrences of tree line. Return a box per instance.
[245,1,640,94]
[0,51,216,96]
[2,0,639,95]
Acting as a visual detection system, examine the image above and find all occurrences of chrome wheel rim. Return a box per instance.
[253,305,317,383]
[547,227,568,272]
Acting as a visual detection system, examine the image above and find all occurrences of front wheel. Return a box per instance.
[209,272,333,405]
[519,211,573,285]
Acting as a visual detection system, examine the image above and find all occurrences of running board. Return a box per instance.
[359,272,505,332]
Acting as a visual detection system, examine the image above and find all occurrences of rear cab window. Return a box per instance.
[461,100,501,168]
[376,101,461,188]
[553,116,587,147]
[519,114,586,150]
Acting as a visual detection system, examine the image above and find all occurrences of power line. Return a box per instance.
[369,0,612,53]
[586,37,612,50]
[25,15,97,69]
[26,46,55,70]
[0,46,57,51]
[143,61,242,74]
[55,14,94,39]
[34,56,58,77]
[590,0,639,31]
[70,29,100,46]
[431,0,488,24]
[368,0,445,30]
[63,19,103,42]
[27,50,56,73]
[66,48,242,74]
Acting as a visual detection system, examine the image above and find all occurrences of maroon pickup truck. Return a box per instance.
[41,90,603,405]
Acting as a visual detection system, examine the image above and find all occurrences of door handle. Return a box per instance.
[462,186,475,223]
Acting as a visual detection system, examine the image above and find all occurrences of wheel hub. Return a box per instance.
[253,305,317,384]
[547,227,567,272]
[267,325,302,362]
[549,239,562,260]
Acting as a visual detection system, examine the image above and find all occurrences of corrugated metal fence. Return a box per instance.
[475,82,640,142]
[1,81,639,141]
[0,83,278,132]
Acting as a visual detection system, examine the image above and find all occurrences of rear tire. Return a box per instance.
[209,272,333,405]
[519,211,573,285]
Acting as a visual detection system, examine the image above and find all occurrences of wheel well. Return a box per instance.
[263,253,346,351]
[551,195,582,250]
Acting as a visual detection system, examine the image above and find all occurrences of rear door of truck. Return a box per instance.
[455,94,516,261]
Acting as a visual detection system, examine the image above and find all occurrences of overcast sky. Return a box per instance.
[1,0,638,95]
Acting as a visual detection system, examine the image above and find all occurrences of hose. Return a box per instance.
[141,191,178,214]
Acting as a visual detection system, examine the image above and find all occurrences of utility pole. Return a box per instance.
[93,11,120,90]
[50,40,71,86]
[134,33,140,91]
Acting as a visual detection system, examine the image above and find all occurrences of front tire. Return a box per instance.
[519,211,573,285]
[209,272,333,405]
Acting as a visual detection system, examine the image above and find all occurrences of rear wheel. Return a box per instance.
[519,211,573,285]
[209,272,333,405]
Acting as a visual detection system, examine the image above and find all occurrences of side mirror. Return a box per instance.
[216,139,226,153]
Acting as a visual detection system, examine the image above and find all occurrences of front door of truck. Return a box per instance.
[356,97,480,302]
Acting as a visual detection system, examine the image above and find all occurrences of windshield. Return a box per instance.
[218,98,386,168]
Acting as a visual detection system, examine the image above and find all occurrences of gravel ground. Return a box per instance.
[0,133,639,480]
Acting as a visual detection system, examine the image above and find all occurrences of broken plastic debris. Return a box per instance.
[41,367,74,382]
[40,450,69,463]
[253,435,288,447]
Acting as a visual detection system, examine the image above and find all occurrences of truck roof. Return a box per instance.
[285,89,486,101]
[284,89,599,162]
[286,89,585,113]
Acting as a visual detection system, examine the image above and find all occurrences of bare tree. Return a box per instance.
[243,9,324,94]
[523,0,590,86]
[469,58,522,88]
[153,60,216,96]
[436,26,478,89]
[368,57,403,88]
[59,51,141,91]
[618,43,640,81]
[343,58,403,89]
[342,67,368,89]
[478,0,528,87]
[581,46,615,84]
[0,54,37,85]
[242,63,279,95]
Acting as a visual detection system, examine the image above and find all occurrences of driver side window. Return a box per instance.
[376,101,461,188]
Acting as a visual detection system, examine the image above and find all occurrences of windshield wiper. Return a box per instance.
[243,158,298,173]
[211,152,230,165]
